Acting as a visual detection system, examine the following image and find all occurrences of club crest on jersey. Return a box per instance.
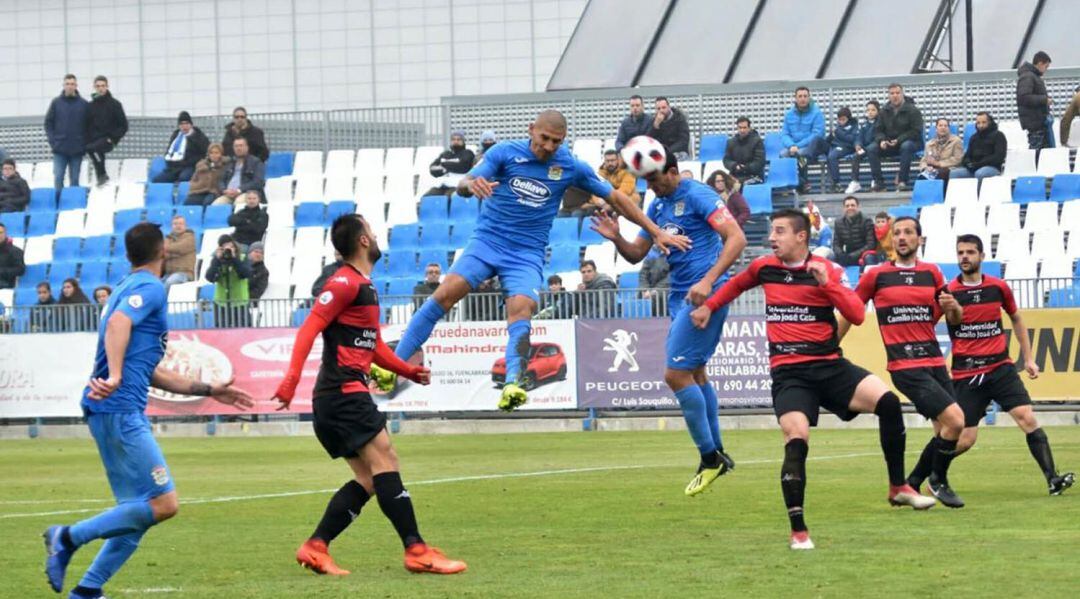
[151,465,170,486]
[674,201,685,216]
[508,176,552,206]
[784,272,794,284]
[318,291,334,305]
[127,295,143,308]
[548,166,562,180]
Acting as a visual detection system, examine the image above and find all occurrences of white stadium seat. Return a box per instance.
[324,149,355,179]
[1061,199,1080,224]
[678,160,702,181]
[994,231,1031,262]
[1030,229,1066,261]
[114,183,145,210]
[293,228,326,261]
[556,270,583,290]
[263,227,295,257]
[412,146,443,175]
[1004,256,1042,308]
[324,175,355,201]
[583,244,615,270]
[986,203,1020,236]
[702,160,727,179]
[1022,202,1059,232]
[918,204,951,239]
[265,202,295,229]
[355,148,385,177]
[167,281,200,304]
[119,158,148,183]
[950,203,986,231]
[383,148,415,178]
[265,178,293,204]
[998,120,1029,151]
[88,184,117,210]
[83,205,115,236]
[573,139,604,170]
[1004,148,1037,179]
[944,178,978,206]
[977,176,1012,205]
[291,151,324,179]
[385,195,417,226]
[31,161,54,187]
[55,210,86,237]
[23,236,54,264]
[1036,147,1071,177]
[292,176,325,204]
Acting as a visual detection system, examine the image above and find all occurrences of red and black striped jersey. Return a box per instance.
[705,254,865,368]
[945,274,1017,379]
[311,264,382,398]
[854,260,947,371]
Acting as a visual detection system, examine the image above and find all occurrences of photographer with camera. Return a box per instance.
[205,233,252,328]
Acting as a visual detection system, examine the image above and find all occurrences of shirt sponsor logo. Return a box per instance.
[508,176,552,205]
[128,295,143,308]
[318,291,334,305]
[661,223,685,236]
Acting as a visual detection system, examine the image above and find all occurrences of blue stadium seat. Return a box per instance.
[417,248,449,271]
[20,264,47,288]
[420,222,451,249]
[290,307,310,327]
[0,212,26,237]
[176,181,190,205]
[325,200,356,224]
[372,258,391,280]
[618,271,640,288]
[698,134,728,162]
[195,284,214,302]
[547,246,581,273]
[1048,173,1080,202]
[148,157,167,181]
[549,218,579,246]
[387,251,417,277]
[961,123,977,152]
[79,261,109,287]
[294,202,325,227]
[389,223,420,251]
[579,222,605,245]
[53,237,82,262]
[386,278,416,300]
[619,298,652,319]
[29,188,55,213]
[844,266,861,288]
[265,152,295,179]
[168,311,199,330]
[418,195,449,223]
[763,132,784,160]
[449,194,479,222]
[938,262,961,281]
[48,262,77,287]
[982,261,1002,278]
[112,234,126,257]
[58,187,88,210]
[81,235,112,260]
[911,179,944,206]
[145,183,173,208]
[449,222,475,247]
[26,212,57,236]
[14,287,39,306]
[176,205,203,229]
[742,184,773,214]
[766,158,799,189]
[108,259,130,285]
[144,206,173,226]
[889,204,919,219]
[1012,176,1047,203]
[1047,287,1080,308]
[114,209,143,232]
[203,205,232,229]
[924,123,959,141]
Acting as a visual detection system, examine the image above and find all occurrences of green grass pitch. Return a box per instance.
[2,427,1077,598]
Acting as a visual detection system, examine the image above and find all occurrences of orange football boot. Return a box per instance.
[403,543,467,574]
[296,538,350,576]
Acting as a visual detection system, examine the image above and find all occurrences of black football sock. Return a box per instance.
[373,472,424,548]
[781,439,809,532]
[312,480,371,544]
[907,438,935,488]
[874,392,907,486]
[71,586,102,599]
[930,436,958,484]
[700,450,722,470]
[1026,428,1057,481]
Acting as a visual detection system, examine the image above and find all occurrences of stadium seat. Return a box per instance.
[265,178,293,204]
[54,210,86,237]
[922,236,956,262]
[293,176,325,204]
[176,205,203,230]
[28,188,55,213]
[108,259,131,285]
[620,298,653,318]
[572,139,604,170]
[387,252,417,277]
[1049,173,1080,202]
[1012,176,1047,203]
[112,233,127,257]
[549,218,579,247]
[698,135,728,162]
[15,287,40,306]
[324,149,355,179]
[145,156,166,181]
[53,237,81,262]
[324,175,354,201]
[294,202,325,227]
[114,183,146,210]
[449,222,475,248]
[981,261,1003,278]
[384,147,415,178]
[23,236,53,264]
[766,158,798,189]
[961,123,977,152]
[145,183,174,208]
[420,222,451,249]
[292,228,326,261]
[938,262,961,281]
[0,212,26,237]
[177,182,192,205]
[58,187,88,210]
[144,206,172,226]
[547,246,582,273]
[325,200,356,224]
[418,195,449,223]
[449,194,479,222]
[917,204,949,239]
[986,203,1020,235]
[1061,200,1080,227]
[1036,147,1071,177]
[944,178,978,206]
[911,179,944,206]
[26,212,57,236]
[977,176,1012,205]
[763,132,784,160]
[951,202,987,233]
[390,223,420,251]
[678,161,702,181]
[48,262,77,287]
[1031,230,1066,260]
[844,266,861,288]
[80,235,112,260]
[1004,149,1037,179]
[79,261,109,287]
[292,151,324,179]
[385,195,417,226]
[266,202,294,229]
[999,121,1029,151]
[1047,286,1080,307]
[31,161,54,188]
[119,158,148,183]
[617,271,640,289]
[579,222,606,245]
[355,148,385,177]
[265,152,295,179]
[417,248,449,271]
[994,231,1031,262]
[1022,201,1059,232]
[203,205,233,229]
[1004,257,1041,308]
[742,184,773,214]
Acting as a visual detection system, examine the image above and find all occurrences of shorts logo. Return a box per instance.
[674,201,685,216]
[127,295,143,309]
[318,291,334,305]
[151,466,170,486]
[508,176,552,204]
[548,166,562,180]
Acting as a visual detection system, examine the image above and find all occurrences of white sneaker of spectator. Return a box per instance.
[844,180,862,194]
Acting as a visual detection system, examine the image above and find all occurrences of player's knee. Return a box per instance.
[873,391,903,423]
[1012,409,1039,432]
[940,405,965,436]
[664,369,693,390]
[956,429,978,453]
[152,495,179,522]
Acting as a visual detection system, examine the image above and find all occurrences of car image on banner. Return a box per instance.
[490,342,568,390]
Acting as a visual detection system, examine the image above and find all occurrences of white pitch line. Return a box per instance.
[116,587,182,594]
[0,451,881,520]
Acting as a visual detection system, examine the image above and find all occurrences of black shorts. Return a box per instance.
[954,364,1032,427]
[771,358,873,426]
[312,393,387,459]
[890,366,956,420]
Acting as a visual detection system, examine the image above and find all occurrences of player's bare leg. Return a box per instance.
[778,411,814,549]
[498,295,538,412]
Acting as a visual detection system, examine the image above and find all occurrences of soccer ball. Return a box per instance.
[620,136,667,177]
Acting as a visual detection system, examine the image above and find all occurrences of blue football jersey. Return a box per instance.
[82,270,168,413]
[468,140,614,250]
[639,179,728,292]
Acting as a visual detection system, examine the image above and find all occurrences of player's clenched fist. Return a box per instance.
[690,304,713,330]
[806,260,829,285]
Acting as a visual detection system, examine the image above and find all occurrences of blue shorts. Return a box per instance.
[87,411,175,503]
[665,288,730,371]
[449,237,545,302]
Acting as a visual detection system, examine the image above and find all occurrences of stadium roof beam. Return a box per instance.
[914,0,961,73]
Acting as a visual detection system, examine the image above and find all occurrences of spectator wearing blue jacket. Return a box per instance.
[43,74,89,199]
[780,87,827,192]
[614,95,652,152]
[825,107,859,193]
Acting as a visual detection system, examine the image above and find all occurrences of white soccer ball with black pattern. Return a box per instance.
[620,136,666,177]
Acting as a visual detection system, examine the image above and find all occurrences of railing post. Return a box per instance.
[29,417,42,439]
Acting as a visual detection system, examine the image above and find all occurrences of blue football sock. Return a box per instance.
[674,385,717,457]
[78,530,146,590]
[699,382,723,452]
[68,501,155,547]
[394,299,445,361]
[504,320,531,384]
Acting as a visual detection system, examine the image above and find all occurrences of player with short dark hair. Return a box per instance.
[273,214,466,576]
[591,149,748,496]
[690,209,934,550]
[945,234,1074,495]
[43,222,254,599]
[838,216,967,508]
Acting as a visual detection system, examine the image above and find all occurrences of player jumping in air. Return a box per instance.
[273,214,466,576]
[590,150,747,496]
[837,217,967,508]
[375,110,690,411]
[690,209,935,551]
[945,234,1074,495]
[43,222,254,599]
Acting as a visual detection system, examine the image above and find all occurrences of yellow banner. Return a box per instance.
[840,309,1080,401]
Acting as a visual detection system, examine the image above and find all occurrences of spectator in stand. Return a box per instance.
[639,248,670,315]
[84,75,128,187]
[153,111,210,183]
[247,241,269,301]
[868,83,923,192]
[412,262,441,309]
[32,281,56,332]
[205,234,252,328]
[1059,86,1080,147]
[92,285,111,306]
[222,107,269,162]
[871,212,897,264]
[576,259,616,319]
[0,223,26,289]
[215,137,266,205]
[951,112,1007,180]
[1017,51,1053,150]
[705,169,750,229]
[831,195,875,267]
[465,276,502,321]
[723,116,765,184]
[537,274,573,319]
[597,149,640,208]
[477,130,498,160]
[780,87,827,193]
[185,143,228,207]
[57,277,94,332]
[424,130,474,197]
[917,117,963,181]
[615,95,652,152]
[825,107,859,193]
[162,214,196,291]
[311,251,344,296]
[805,200,833,259]
[44,74,89,198]
[0,159,31,213]
[648,97,691,160]
[680,169,695,180]
[227,190,269,250]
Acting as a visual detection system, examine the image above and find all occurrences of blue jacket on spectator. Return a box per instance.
[828,121,859,155]
[44,91,89,156]
[780,101,825,149]
[858,118,877,150]
[615,112,653,152]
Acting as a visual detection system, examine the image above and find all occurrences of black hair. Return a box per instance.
[866,99,880,110]
[94,75,108,84]
[603,148,617,156]
[892,216,922,236]
[2,158,15,168]
[630,94,642,102]
[888,82,903,91]
[843,195,859,205]
[548,274,563,285]
[331,213,367,259]
[875,211,890,220]
[795,86,810,95]
[233,106,247,116]
[580,260,597,271]
[1033,51,1052,65]
[956,234,984,254]
[37,281,51,292]
[771,208,810,237]
[655,96,669,104]
[125,222,165,267]
[837,106,852,120]
[0,222,6,232]
[736,116,750,126]
[936,117,950,126]
[64,73,76,81]
[662,147,679,174]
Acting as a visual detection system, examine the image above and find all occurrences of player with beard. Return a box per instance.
[945,234,1074,495]
[837,216,967,508]
[272,214,466,576]
[690,209,934,551]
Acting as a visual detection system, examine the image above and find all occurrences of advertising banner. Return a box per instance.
[575,316,772,409]
[0,332,97,417]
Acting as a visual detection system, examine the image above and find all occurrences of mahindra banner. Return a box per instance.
[575,317,773,409]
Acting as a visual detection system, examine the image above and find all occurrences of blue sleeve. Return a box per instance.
[574,158,615,198]
[811,108,825,138]
[116,282,166,326]
[780,111,795,148]
[468,142,504,180]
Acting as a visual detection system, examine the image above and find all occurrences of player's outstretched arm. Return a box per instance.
[86,311,133,400]
[272,312,331,410]
[605,188,691,255]
[590,211,652,264]
[456,175,499,199]
[374,334,431,385]
[691,264,760,329]
[1008,310,1040,379]
[808,261,865,325]
[687,211,747,306]
[150,368,254,409]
